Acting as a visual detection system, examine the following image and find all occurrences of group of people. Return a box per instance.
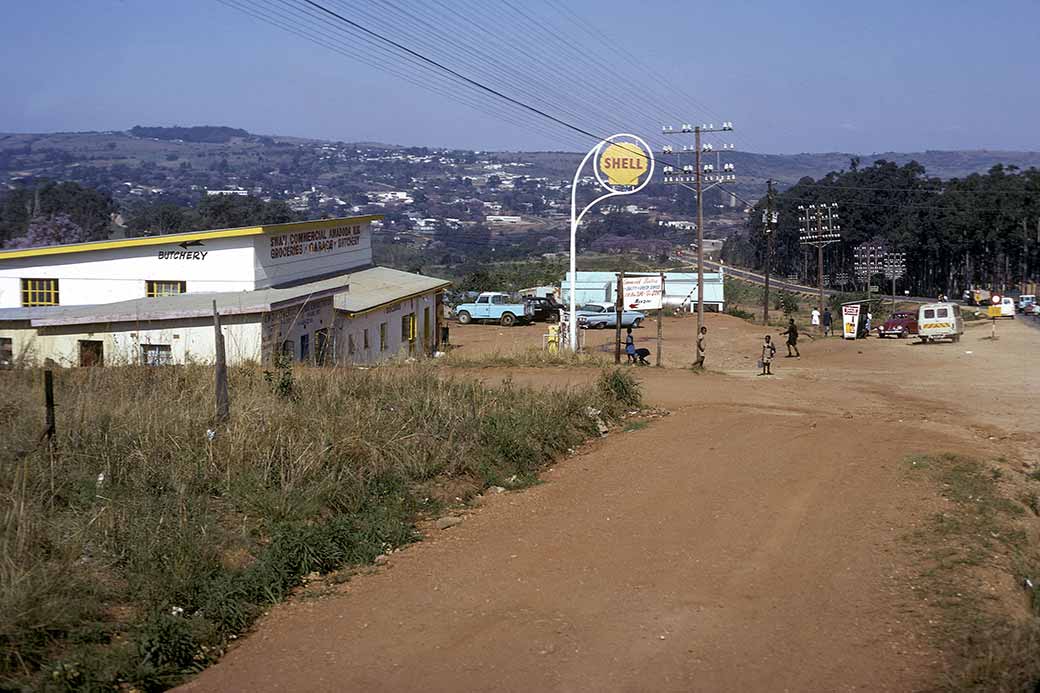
[621,309,837,376]
[759,318,802,375]
[624,324,708,367]
[810,307,834,336]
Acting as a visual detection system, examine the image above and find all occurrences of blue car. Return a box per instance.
[575,302,645,329]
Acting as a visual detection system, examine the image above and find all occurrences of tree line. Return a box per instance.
[724,160,1040,297]
[0,183,297,249]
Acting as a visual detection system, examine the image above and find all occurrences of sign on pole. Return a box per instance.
[623,275,664,311]
[842,304,860,340]
[568,134,655,351]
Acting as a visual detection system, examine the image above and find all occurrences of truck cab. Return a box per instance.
[454,292,533,327]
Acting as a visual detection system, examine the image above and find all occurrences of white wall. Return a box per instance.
[0,237,257,308]
[0,315,262,367]
[254,221,372,288]
[335,292,439,364]
[0,219,376,308]
[259,291,439,365]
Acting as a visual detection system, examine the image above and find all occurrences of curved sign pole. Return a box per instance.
[568,133,655,351]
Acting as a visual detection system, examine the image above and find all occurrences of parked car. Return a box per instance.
[877,311,918,338]
[917,302,964,343]
[575,302,646,329]
[455,292,533,327]
[1017,295,1036,313]
[524,295,565,323]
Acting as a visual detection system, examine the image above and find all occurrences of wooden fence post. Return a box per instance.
[43,369,56,441]
[213,301,230,424]
[656,273,665,367]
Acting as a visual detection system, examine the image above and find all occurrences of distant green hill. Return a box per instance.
[128,125,250,143]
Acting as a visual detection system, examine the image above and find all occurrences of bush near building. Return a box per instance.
[0,365,640,690]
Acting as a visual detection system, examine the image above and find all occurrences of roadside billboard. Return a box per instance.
[623,275,664,311]
[842,304,860,339]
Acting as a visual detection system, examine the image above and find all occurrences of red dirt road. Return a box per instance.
[182,315,1039,692]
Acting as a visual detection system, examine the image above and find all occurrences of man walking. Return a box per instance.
[694,326,707,369]
[822,308,833,337]
[780,319,800,358]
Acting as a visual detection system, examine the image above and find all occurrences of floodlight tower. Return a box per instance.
[798,203,841,330]
[661,121,735,334]
[884,252,907,306]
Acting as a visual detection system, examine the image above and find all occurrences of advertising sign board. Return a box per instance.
[842,304,861,340]
[622,275,664,311]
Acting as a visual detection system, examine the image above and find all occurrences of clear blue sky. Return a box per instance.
[1,0,1036,154]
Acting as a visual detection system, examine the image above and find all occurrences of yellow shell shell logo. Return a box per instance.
[598,142,649,187]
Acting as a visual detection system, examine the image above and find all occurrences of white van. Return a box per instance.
[996,296,1016,318]
[918,302,964,343]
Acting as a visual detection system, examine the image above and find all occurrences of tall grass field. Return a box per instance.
[0,364,640,691]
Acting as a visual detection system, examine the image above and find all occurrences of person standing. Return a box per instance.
[822,308,833,336]
[780,319,800,358]
[760,335,776,375]
[811,307,821,331]
[694,326,707,369]
[625,327,636,364]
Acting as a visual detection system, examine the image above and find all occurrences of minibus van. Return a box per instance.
[917,302,964,343]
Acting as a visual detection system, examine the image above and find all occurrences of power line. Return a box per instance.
[296,0,616,145]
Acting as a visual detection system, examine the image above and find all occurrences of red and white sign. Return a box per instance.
[842,304,860,340]
[622,275,664,311]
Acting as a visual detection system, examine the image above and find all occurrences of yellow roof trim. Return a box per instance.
[0,215,383,261]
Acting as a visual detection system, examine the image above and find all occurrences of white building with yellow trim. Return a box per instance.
[0,216,450,367]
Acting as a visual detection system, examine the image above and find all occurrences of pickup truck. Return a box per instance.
[575,302,645,329]
[455,292,533,327]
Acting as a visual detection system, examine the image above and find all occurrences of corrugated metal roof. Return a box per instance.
[0,267,448,327]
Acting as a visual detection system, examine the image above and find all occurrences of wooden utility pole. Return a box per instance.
[661,121,735,356]
[614,272,624,364]
[799,203,841,334]
[656,272,665,367]
[213,300,230,424]
[694,127,704,335]
[763,180,776,325]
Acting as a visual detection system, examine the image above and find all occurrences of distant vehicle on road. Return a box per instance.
[575,302,646,329]
[455,292,533,327]
[917,302,964,343]
[993,296,1016,319]
[1017,295,1036,313]
[877,311,918,338]
[523,295,564,323]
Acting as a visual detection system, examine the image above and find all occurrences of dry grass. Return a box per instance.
[904,453,1040,692]
[0,363,641,690]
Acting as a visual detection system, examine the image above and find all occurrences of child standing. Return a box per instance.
[625,327,636,364]
[760,335,776,376]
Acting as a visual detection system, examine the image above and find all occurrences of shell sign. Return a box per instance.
[598,142,651,187]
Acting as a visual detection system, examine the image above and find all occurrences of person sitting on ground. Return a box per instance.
[625,327,636,364]
[760,335,776,376]
[634,347,651,366]
[779,319,800,357]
